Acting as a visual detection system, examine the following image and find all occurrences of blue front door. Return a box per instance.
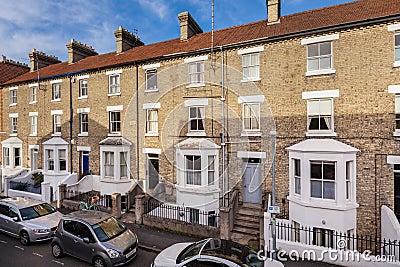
[82,152,89,173]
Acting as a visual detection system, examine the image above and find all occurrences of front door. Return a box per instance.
[82,151,89,173]
[30,149,38,171]
[147,154,159,189]
[242,159,262,204]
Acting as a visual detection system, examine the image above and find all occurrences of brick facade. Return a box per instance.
[2,0,400,237]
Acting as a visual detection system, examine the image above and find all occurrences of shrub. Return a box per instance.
[31,172,44,186]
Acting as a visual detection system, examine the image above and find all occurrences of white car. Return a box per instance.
[152,238,263,267]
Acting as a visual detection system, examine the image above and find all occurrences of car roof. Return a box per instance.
[0,197,47,208]
[63,210,113,225]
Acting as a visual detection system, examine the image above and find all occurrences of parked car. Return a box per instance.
[51,210,138,267]
[0,197,63,245]
[152,238,263,267]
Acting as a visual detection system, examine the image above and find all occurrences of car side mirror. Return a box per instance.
[83,237,90,243]
[12,217,19,222]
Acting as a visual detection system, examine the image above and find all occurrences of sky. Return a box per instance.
[0,0,354,65]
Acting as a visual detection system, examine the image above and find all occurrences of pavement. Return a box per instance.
[120,210,201,253]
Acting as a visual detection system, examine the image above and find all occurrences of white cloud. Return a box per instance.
[137,0,171,21]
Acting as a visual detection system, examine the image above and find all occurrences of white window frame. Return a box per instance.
[208,155,215,185]
[59,149,67,171]
[30,86,37,104]
[188,106,205,134]
[293,158,301,195]
[79,78,88,99]
[103,151,114,178]
[306,98,334,134]
[242,103,260,133]
[9,89,17,106]
[301,34,339,76]
[108,74,121,95]
[3,147,10,167]
[241,53,260,82]
[46,149,55,171]
[345,161,352,201]
[80,113,89,135]
[29,112,38,136]
[145,69,158,92]
[53,114,62,135]
[146,109,158,136]
[184,56,208,88]
[303,90,339,137]
[120,151,128,178]
[388,24,400,67]
[51,83,61,101]
[10,117,17,135]
[395,31,400,66]
[185,155,202,186]
[109,111,121,134]
[310,161,336,200]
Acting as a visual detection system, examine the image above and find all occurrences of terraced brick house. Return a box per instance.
[2,0,400,245]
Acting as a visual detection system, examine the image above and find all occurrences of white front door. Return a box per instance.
[30,148,38,171]
[242,159,262,204]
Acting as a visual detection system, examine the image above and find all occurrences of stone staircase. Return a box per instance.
[231,203,262,246]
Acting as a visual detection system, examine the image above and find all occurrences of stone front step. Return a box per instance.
[230,204,262,246]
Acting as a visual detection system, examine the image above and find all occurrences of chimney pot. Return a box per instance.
[66,39,98,64]
[29,49,61,72]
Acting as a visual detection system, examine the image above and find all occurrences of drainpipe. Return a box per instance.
[136,64,139,182]
[69,76,73,173]
[220,46,226,207]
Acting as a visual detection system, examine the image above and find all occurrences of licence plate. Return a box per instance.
[126,248,136,258]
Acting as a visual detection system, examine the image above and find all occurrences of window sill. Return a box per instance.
[78,96,88,100]
[394,61,400,68]
[306,131,337,137]
[240,78,261,83]
[186,83,205,89]
[176,184,220,194]
[306,69,336,77]
[78,133,88,137]
[52,133,62,137]
[100,177,131,183]
[9,133,17,137]
[393,131,400,137]
[29,101,37,105]
[108,93,121,97]
[145,89,158,93]
[145,132,159,137]
[29,134,37,137]
[9,103,17,107]
[108,132,121,137]
[241,131,262,137]
[51,99,61,102]
[187,131,206,137]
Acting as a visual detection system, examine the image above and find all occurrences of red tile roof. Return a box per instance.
[0,61,29,85]
[5,0,400,85]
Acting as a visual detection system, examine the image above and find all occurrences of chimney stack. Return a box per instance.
[29,49,61,72]
[178,11,203,41]
[267,0,281,24]
[66,39,98,64]
[114,26,144,54]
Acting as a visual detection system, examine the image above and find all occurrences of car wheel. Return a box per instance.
[52,243,63,258]
[19,231,30,246]
[93,256,107,267]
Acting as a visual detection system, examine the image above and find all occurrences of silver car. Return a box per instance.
[0,197,63,245]
[152,238,264,267]
[51,210,138,267]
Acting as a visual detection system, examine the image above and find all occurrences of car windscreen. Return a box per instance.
[176,239,208,264]
[91,216,126,242]
[19,203,56,220]
[200,239,264,267]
